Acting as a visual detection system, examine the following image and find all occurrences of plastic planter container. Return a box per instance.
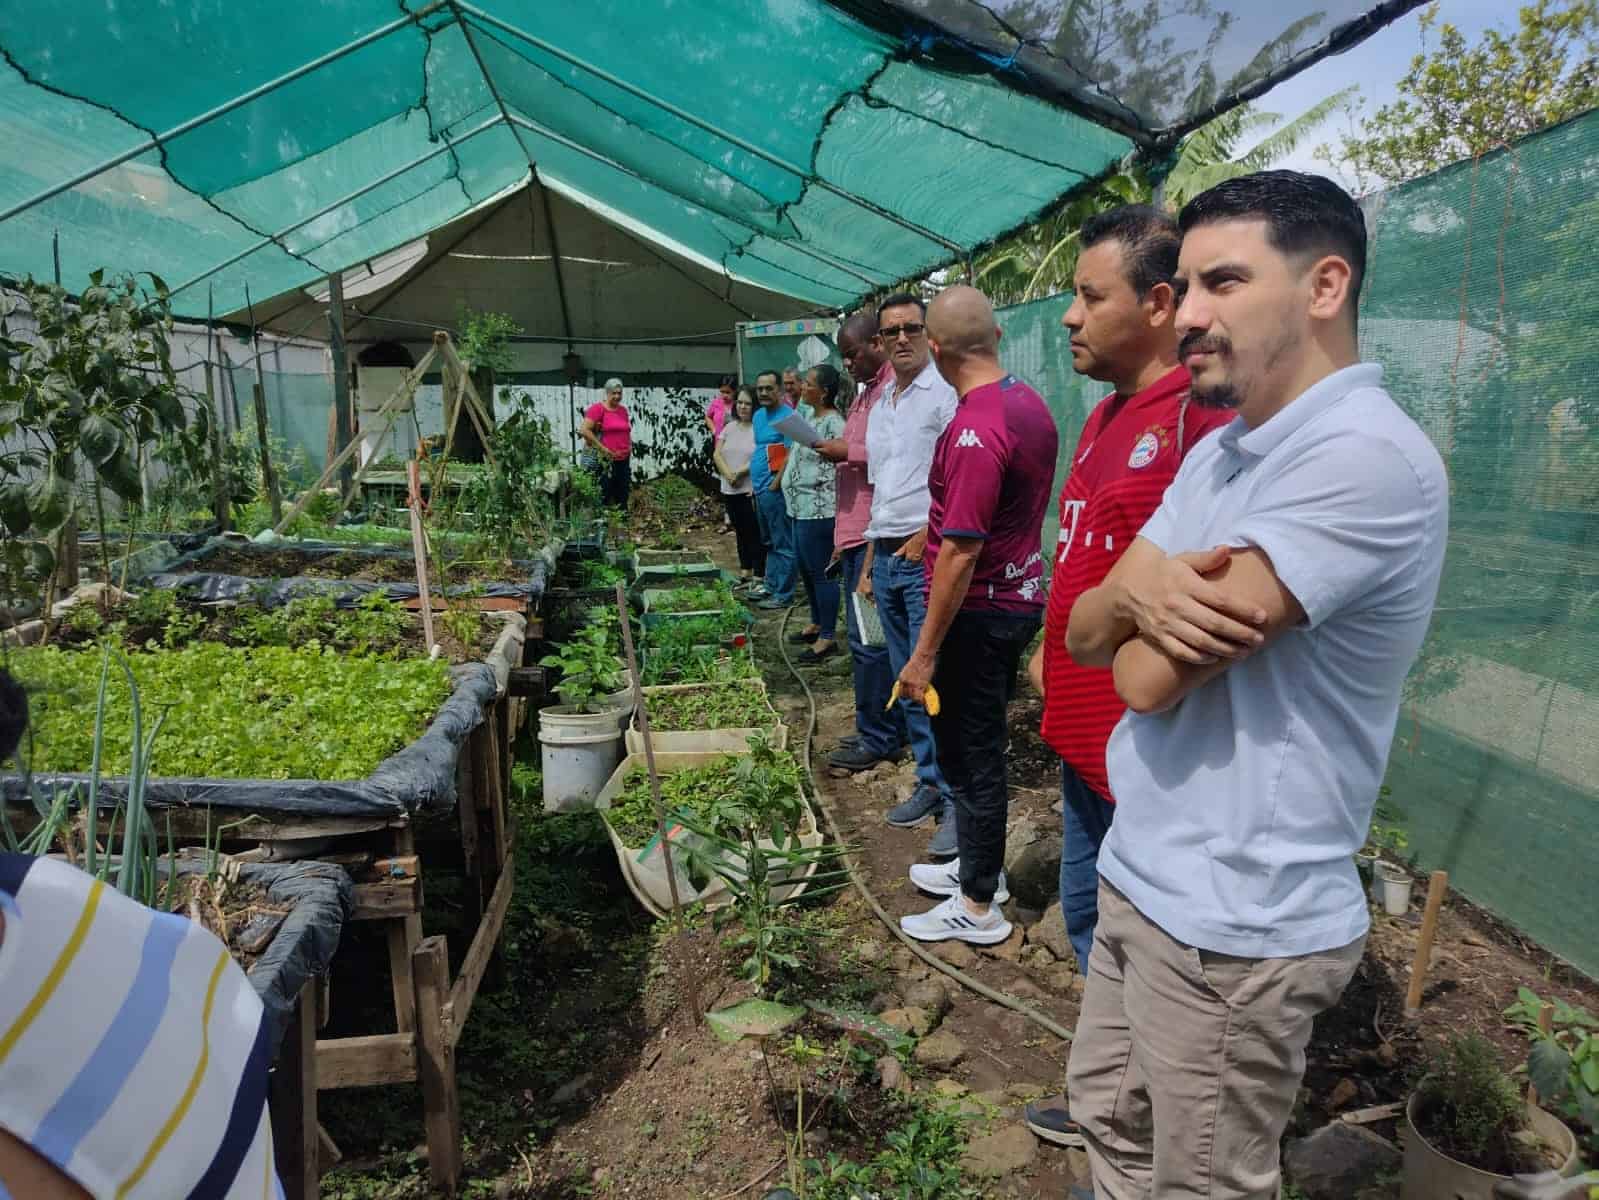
[596,751,823,920]
[1375,860,1413,915]
[625,681,787,756]
[639,588,751,631]
[631,548,715,574]
[538,703,626,812]
[1402,1093,1577,1200]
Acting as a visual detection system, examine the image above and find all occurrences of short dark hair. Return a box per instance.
[756,369,780,386]
[1079,204,1180,297]
[1179,170,1367,311]
[719,374,735,388]
[875,292,926,323]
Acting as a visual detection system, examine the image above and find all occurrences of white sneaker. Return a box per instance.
[899,894,1013,945]
[908,858,1010,905]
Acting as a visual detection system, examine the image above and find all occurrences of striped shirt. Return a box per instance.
[0,854,283,1199]
[1039,367,1230,799]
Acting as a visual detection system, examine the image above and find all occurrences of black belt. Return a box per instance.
[875,534,911,554]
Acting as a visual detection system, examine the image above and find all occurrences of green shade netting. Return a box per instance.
[992,109,1599,978]
[0,0,1149,316]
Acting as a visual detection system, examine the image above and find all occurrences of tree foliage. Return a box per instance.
[1320,0,1599,187]
[0,272,198,592]
[972,92,1348,306]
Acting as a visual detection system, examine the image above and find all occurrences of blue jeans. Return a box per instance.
[1059,760,1116,975]
[872,546,949,799]
[754,487,795,602]
[792,518,840,640]
[841,544,905,756]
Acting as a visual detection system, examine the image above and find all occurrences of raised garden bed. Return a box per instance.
[596,750,821,919]
[2,613,526,821]
[639,584,749,629]
[631,547,714,574]
[626,681,787,755]
[14,587,506,666]
[137,536,548,613]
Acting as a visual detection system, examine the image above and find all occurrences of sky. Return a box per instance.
[1251,0,1515,187]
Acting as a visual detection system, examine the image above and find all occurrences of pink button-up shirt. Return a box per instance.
[834,359,894,551]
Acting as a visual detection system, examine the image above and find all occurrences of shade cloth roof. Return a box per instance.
[0,0,1422,321]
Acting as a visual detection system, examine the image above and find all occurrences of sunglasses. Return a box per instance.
[878,323,926,341]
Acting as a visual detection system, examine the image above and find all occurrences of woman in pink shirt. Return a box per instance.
[705,375,736,532]
[581,377,632,509]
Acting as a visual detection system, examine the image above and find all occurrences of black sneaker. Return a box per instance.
[1024,1097,1086,1148]
[829,743,890,772]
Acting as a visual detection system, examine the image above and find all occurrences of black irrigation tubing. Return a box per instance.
[772,601,1074,1044]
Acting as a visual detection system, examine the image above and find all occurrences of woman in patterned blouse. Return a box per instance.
[784,364,847,663]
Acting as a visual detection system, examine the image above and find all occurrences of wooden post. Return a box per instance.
[408,460,436,653]
[244,283,283,525]
[456,726,483,927]
[1404,870,1449,1016]
[326,273,355,496]
[614,582,684,926]
[385,825,421,1035]
[413,936,463,1194]
[270,981,319,1200]
[206,286,231,531]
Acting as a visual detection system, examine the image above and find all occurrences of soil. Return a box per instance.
[161,870,289,972]
[321,497,1598,1199]
[193,545,528,585]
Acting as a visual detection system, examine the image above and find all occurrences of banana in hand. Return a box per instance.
[886,681,941,716]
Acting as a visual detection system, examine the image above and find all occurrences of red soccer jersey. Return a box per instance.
[1039,366,1233,800]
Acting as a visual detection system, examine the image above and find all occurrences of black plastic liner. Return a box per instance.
[2,662,500,818]
[137,537,548,610]
[165,855,353,1055]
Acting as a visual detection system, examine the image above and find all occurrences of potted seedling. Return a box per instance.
[536,619,629,811]
[1403,1034,1579,1200]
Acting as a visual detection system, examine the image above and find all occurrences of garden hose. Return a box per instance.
[773,604,1074,1045]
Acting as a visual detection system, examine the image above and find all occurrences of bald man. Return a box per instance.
[896,286,1060,944]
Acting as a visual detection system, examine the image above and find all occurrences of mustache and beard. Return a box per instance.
[1179,329,1241,411]
[1179,325,1301,411]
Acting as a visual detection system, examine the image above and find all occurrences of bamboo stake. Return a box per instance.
[614,582,683,928]
[434,334,499,468]
[1404,870,1449,1016]
[409,461,436,654]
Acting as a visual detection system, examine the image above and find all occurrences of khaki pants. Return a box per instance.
[1067,882,1364,1199]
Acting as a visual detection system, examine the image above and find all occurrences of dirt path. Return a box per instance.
[319,495,1599,1199]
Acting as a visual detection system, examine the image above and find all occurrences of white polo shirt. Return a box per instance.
[864,357,958,540]
[1099,363,1449,958]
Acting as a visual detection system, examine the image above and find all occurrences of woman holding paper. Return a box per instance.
[714,387,765,585]
[783,364,847,662]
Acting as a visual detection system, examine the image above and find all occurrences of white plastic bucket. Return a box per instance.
[539,704,625,812]
[1376,861,1413,916]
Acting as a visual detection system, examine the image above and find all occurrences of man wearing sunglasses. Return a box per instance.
[859,292,959,851]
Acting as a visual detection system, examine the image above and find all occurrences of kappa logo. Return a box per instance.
[954,427,985,449]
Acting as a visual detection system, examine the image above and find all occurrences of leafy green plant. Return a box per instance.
[807,1099,980,1200]
[11,642,452,780]
[1507,987,1599,1153]
[0,272,200,605]
[437,604,483,654]
[646,685,774,732]
[456,307,522,376]
[649,583,738,614]
[1413,1034,1543,1174]
[538,620,625,711]
[1366,787,1410,858]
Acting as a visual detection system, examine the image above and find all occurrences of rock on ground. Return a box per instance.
[961,1124,1039,1178]
[1283,1122,1401,1200]
[900,977,952,1017]
[981,924,1027,961]
[913,1030,967,1070]
[877,1055,909,1093]
[936,941,979,970]
[880,1006,935,1037]
[1003,818,1063,909]
[1029,902,1075,968]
